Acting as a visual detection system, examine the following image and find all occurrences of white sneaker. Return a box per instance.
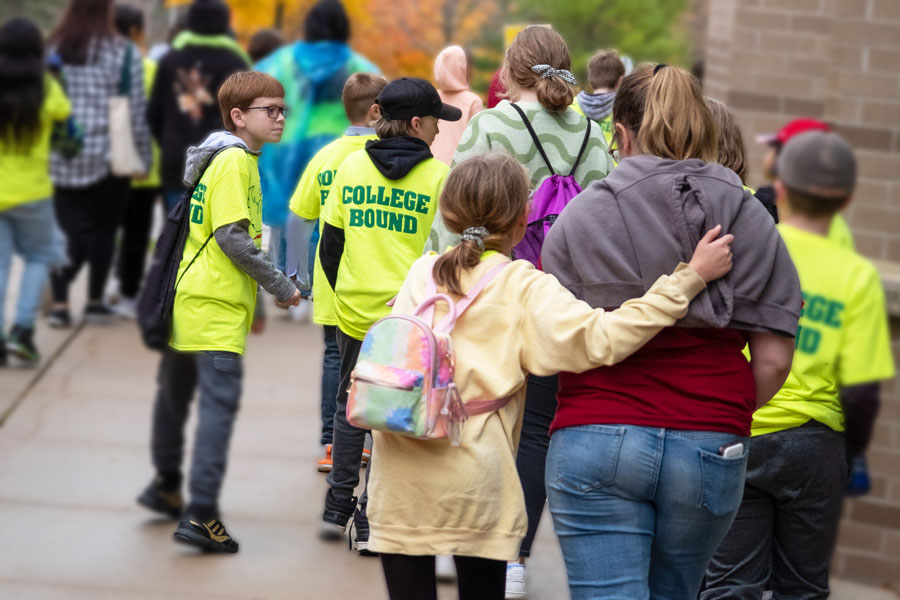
[435,555,456,582]
[505,563,526,599]
[114,296,137,320]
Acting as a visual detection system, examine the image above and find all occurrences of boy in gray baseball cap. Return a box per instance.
[703,130,895,599]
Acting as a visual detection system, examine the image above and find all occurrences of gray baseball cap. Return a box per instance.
[777,131,856,198]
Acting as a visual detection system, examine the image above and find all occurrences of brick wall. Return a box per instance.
[704,0,900,588]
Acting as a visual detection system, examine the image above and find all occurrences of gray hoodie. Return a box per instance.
[542,154,801,336]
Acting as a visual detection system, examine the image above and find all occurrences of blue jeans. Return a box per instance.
[0,199,65,330]
[546,425,748,600]
[320,324,341,446]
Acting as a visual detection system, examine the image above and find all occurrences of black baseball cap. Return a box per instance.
[376,77,462,122]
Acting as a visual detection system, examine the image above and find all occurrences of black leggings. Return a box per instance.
[380,553,506,600]
[116,186,159,299]
[51,176,129,303]
[515,373,558,557]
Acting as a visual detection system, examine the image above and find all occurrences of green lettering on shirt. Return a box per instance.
[403,190,417,211]
[390,188,404,208]
[190,203,203,224]
[415,193,430,214]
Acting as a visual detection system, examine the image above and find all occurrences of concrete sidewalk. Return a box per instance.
[0,297,895,598]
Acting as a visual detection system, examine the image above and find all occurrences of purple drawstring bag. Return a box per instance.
[509,103,592,268]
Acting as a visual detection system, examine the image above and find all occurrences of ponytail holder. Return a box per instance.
[653,63,668,75]
[531,64,577,86]
[461,226,490,251]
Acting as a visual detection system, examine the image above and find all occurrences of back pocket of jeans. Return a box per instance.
[699,449,748,516]
[551,426,625,492]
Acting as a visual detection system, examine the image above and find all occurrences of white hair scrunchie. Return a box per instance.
[531,64,577,85]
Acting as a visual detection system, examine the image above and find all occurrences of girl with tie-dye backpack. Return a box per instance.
[361,153,735,600]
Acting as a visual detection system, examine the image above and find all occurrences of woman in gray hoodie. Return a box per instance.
[541,64,801,600]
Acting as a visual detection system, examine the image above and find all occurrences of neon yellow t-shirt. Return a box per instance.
[324,150,448,339]
[828,213,854,250]
[170,147,263,355]
[133,57,161,189]
[0,75,71,210]
[752,224,895,436]
[571,98,614,147]
[289,134,376,326]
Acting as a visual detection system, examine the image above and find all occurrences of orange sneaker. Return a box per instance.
[317,444,333,473]
[361,447,371,468]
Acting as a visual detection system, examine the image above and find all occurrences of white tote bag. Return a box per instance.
[109,43,146,177]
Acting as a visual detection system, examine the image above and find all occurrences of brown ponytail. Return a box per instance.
[613,64,718,162]
[433,154,530,295]
[502,26,575,112]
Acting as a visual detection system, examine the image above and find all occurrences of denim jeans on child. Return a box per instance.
[326,328,366,509]
[151,349,243,514]
[0,199,65,329]
[320,324,341,446]
[546,424,748,600]
[701,421,847,600]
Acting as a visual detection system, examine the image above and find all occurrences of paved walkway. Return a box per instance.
[0,283,895,598]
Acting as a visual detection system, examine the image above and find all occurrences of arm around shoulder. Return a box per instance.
[518,263,706,376]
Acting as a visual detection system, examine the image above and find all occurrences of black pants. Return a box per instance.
[381,553,506,600]
[701,421,848,600]
[151,350,243,516]
[326,328,367,505]
[117,186,159,299]
[51,176,129,303]
[515,373,558,558]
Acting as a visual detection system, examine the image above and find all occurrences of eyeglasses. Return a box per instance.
[247,105,289,119]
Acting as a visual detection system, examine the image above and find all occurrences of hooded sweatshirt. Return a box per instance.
[320,136,448,339]
[575,90,616,122]
[148,36,249,189]
[542,154,802,436]
[430,46,483,165]
[255,41,379,227]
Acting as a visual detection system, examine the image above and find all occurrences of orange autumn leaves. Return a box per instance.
[225,0,496,79]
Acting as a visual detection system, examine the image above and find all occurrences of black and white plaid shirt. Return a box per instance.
[50,36,152,188]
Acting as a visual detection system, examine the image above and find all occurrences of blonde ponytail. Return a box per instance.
[637,65,718,162]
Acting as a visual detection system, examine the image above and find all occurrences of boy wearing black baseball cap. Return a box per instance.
[317,77,460,553]
[703,131,895,599]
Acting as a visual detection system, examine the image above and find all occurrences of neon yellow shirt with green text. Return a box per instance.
[324,149,448,339]
[170,148,263,355]
[751,224,895,436]
[289,134,376,326]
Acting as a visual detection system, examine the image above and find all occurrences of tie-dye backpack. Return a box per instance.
[346,258,510,446]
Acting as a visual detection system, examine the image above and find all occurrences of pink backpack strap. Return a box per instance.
[419,257,509,333]
[465,396,515,416]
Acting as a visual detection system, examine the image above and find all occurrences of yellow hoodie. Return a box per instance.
[367,253,706,560]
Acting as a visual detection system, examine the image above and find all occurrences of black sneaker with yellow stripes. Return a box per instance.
[136,477,183,519]
[173,517,239,553]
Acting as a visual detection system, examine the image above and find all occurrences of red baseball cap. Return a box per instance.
[755,118,830,147]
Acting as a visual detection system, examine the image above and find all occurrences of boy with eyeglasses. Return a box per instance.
[136,72,300,553]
